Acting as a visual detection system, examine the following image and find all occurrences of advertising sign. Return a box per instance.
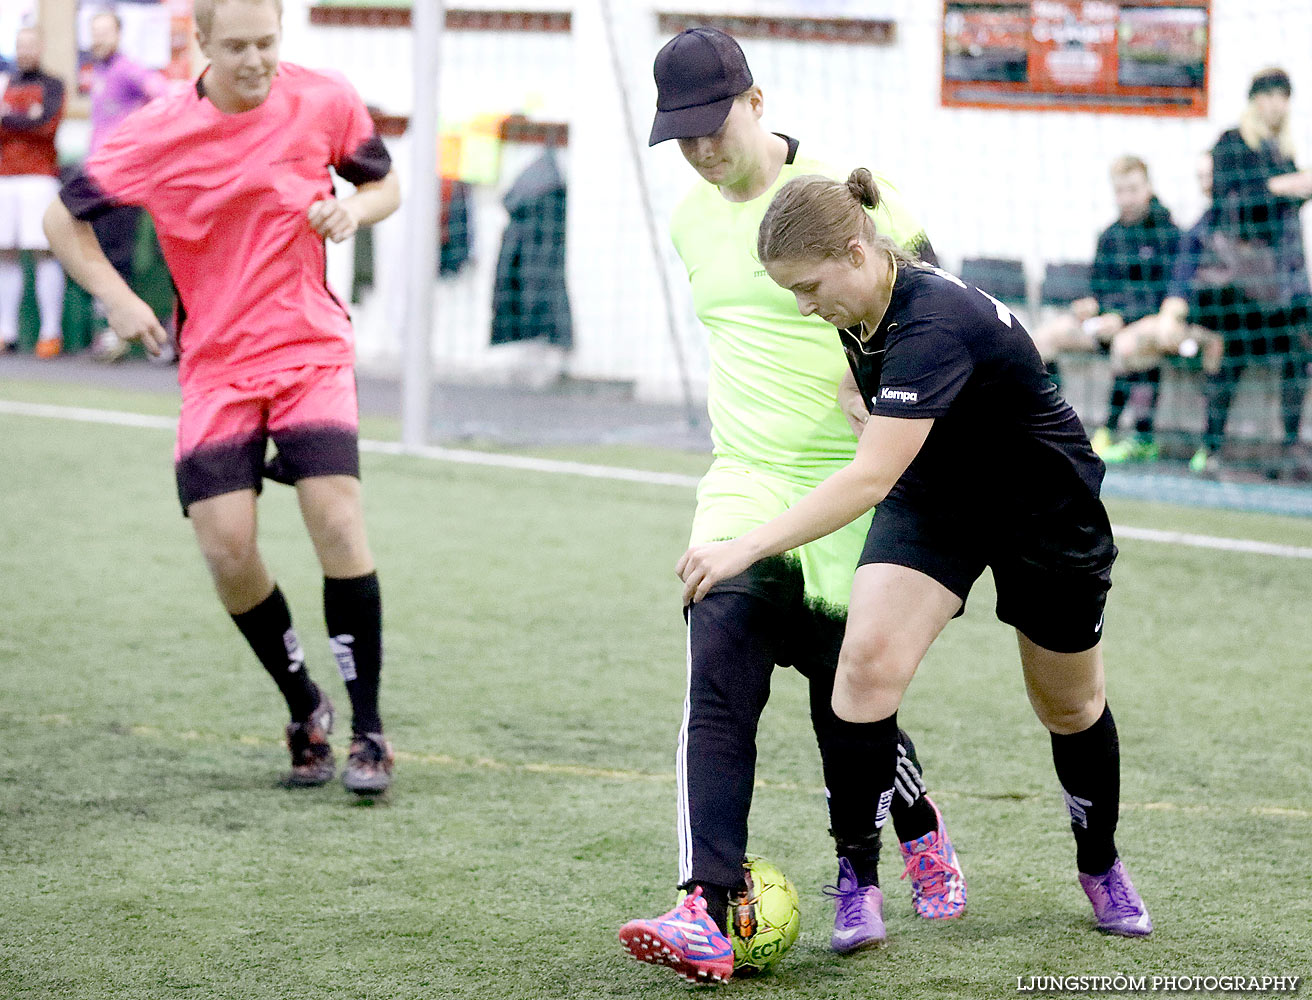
[942,0,1209,116]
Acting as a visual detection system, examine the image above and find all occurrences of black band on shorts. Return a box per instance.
[694,552,805,610]
[175,425,360,516]
[176,432,267,514]
[267,424,360,485]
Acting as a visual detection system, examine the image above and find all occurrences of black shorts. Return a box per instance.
[859,496,1117,654]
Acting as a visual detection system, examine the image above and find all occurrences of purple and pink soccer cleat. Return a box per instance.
[899,798,967,919]
[619,886,735,984]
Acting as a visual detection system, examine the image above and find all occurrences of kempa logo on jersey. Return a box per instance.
[879,387,918,404]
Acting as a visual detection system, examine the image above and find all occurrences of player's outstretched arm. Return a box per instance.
[308,170,401,243]
[42,198,167,354]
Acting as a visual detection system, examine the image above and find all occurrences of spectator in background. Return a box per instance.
[86,6,169,362]
[1194,68,1312,478]
[1102,153,1224,419]
[0,26,65,356]
[1032,156,1180,463]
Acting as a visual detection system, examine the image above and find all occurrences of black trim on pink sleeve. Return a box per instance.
[60,169,122,221]
[336,133,392,186]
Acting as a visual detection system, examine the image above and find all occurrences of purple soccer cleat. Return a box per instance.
[1079,858,1153,937]
[824,857,886,953]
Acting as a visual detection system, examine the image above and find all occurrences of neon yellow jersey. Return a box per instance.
[670,138,932,612]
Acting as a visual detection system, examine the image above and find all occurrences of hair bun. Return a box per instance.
[845,168,880,211]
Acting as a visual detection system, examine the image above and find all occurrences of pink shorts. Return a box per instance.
[174,364,360,513]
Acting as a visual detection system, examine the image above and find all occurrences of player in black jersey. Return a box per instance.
[677,169,1153,939]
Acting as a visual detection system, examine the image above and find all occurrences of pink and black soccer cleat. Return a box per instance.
[619,887,735,984]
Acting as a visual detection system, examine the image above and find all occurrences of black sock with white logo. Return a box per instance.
[324,572,383,736]
[888,728,938,844]
[825,713,902,887]
[231,585,318,721]
[1051,702,1120,876]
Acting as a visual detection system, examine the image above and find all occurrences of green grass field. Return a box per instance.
[1,379,1309,999]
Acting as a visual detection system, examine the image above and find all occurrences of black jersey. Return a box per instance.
[840,264,1104,526]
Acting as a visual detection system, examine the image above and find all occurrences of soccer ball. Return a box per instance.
[728,855,801,974]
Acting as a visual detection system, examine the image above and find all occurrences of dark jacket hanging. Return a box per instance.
[490,151,572,348]
[439,178,472,276]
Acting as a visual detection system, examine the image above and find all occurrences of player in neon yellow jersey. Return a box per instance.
[618,28,964,985]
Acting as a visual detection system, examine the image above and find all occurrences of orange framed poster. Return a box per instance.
[942,0,1209,116]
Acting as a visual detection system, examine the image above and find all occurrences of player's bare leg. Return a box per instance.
[191,489,334,786]
[832,564,958,724]
[190,489,271,613]
[1019,634,1151,936]
[297,475,392,794]
[827,565,966,930]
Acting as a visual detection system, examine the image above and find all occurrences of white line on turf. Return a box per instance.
[88,721,1304,820]
[0,398,178,430]
[1110,524,1312,559]
[5,398,1312,560]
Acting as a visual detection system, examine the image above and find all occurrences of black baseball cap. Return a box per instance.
[1249,68,1292,100]
[649,27,753,146]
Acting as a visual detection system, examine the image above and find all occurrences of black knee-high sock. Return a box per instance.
[825,713,902,887]
[888,728,938,844]
[1280,356,1308,444]
[231,585,318,721]
[1105,376,1133,433]
[1051,702,1120,876]
[1132,368,1162,436]
[324,572,383,735]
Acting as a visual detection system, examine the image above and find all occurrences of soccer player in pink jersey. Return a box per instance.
[43,0,402,795]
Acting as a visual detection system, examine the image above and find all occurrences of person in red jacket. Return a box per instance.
[0,25,65,356]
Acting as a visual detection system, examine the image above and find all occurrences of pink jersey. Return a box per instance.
[61,63,391,390]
